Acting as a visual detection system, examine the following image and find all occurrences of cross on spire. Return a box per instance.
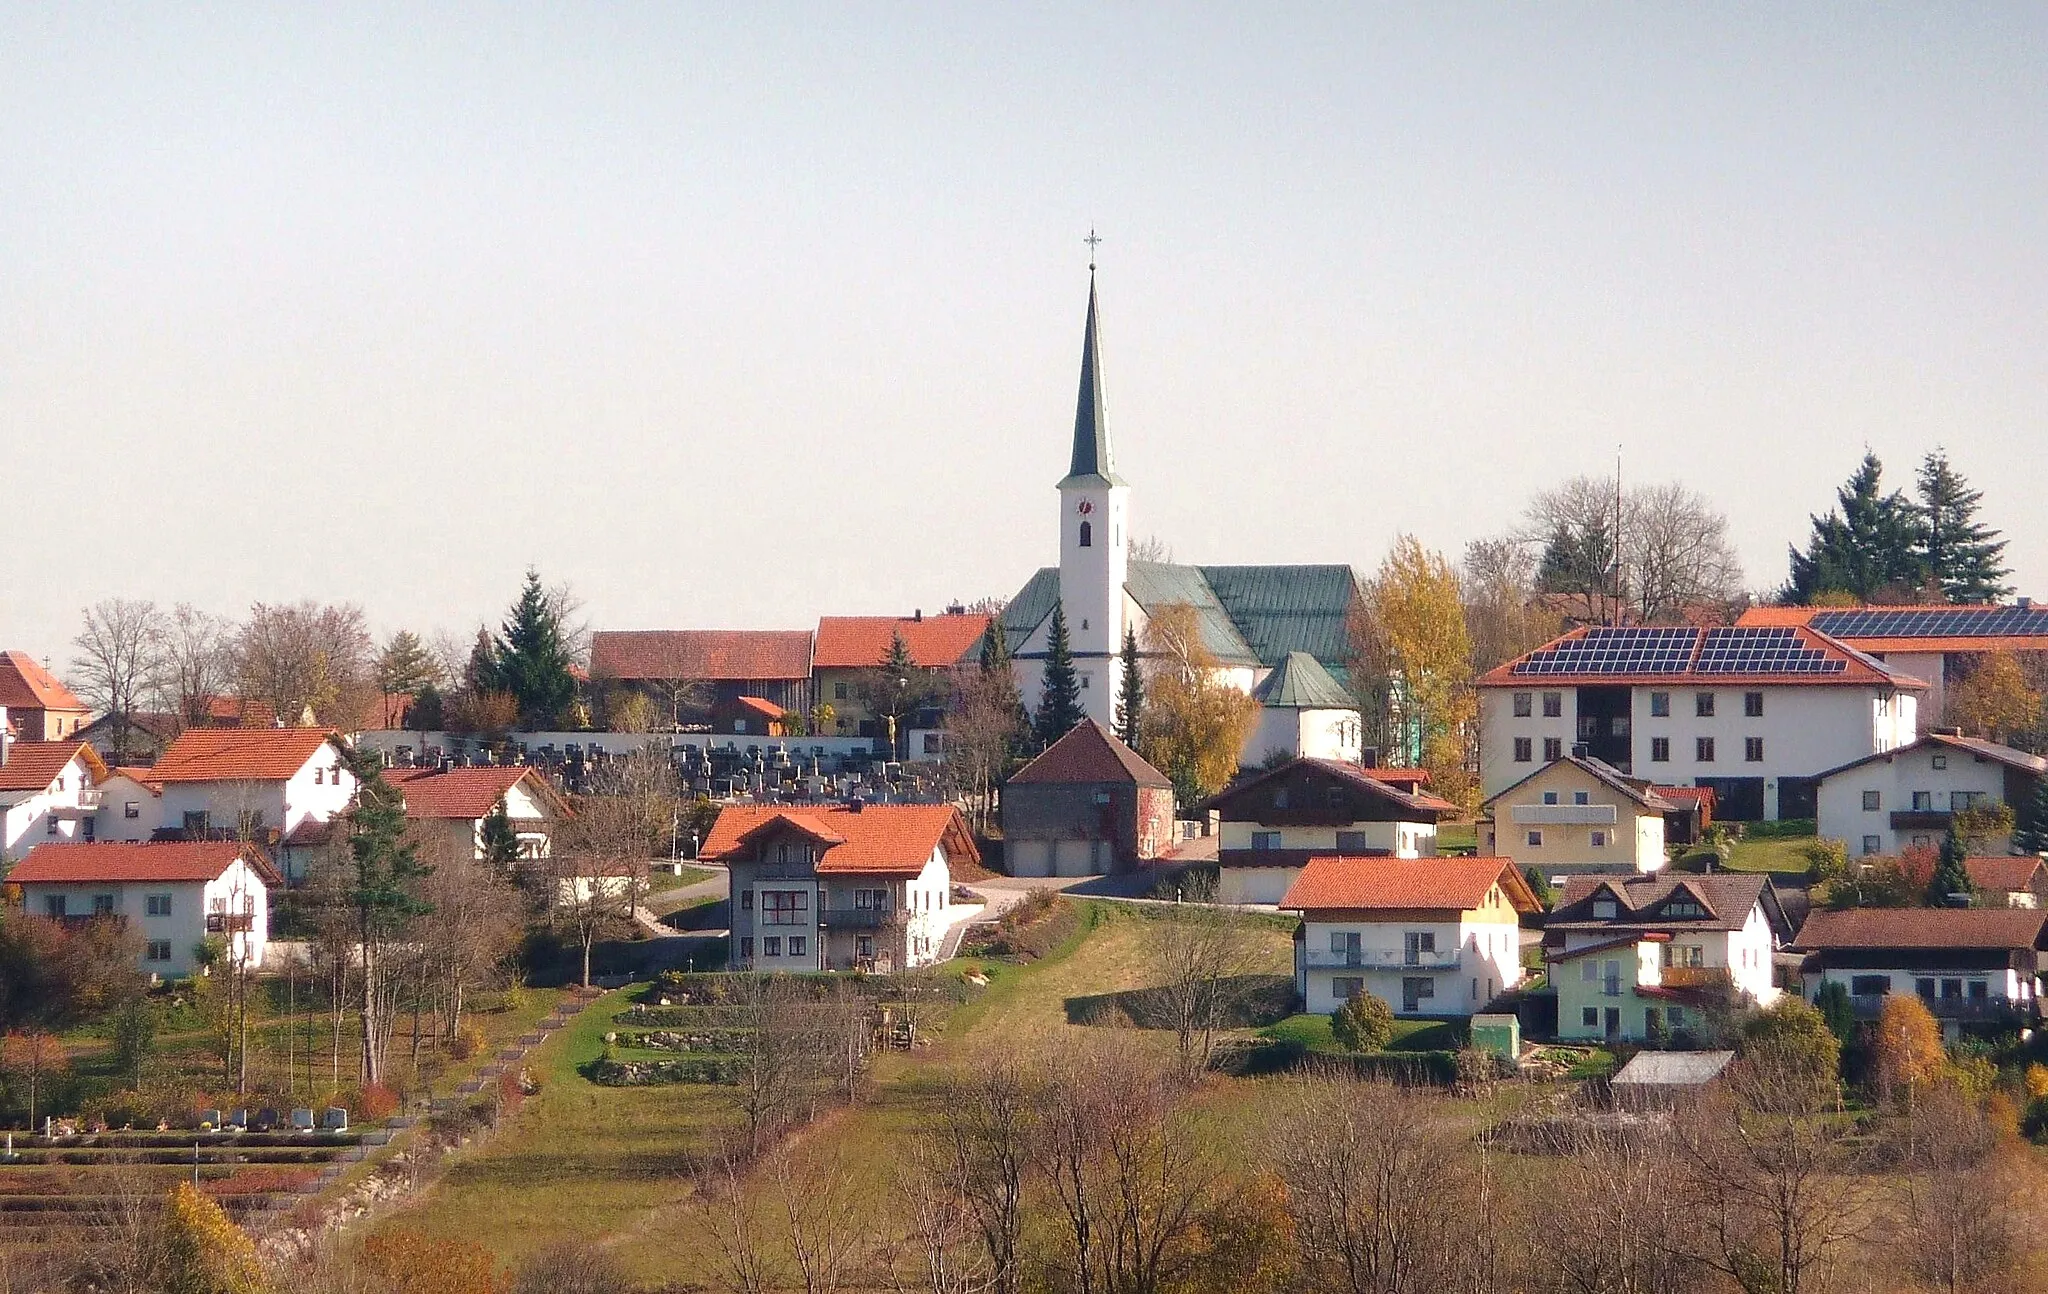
[1085,227,1102,272]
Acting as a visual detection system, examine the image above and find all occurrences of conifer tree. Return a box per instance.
[344,750,434,1085]
[1034,603,1084,747]
[406,682,445,732]
[2014,777,2048,857]
[1116,626,1145,749]
[1786,452,1928,603]
[492,569,578,730]
[1915,450,2011,603]
[1926,826,1974,907]
[375,630,442,696]
[480,797,522,869]
[464,627,499,694]
[977,615,1029,740]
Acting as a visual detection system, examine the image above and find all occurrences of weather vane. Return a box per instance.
[1085,227,1102,271]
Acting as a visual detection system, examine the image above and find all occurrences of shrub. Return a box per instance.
[1329,992,1395,1052]
[451,1022,487,1061]
[362,1231,503,1294]
[357,1083,400,1122]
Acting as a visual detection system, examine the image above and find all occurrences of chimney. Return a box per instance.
[847,796,864,813]
[1930,725,1962,738]
[1360,747,1379,769]
[913,608,923,623]
[1571,743,1591,759]
[2021,597,2033,611]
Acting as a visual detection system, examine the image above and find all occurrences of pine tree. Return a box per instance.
[375,630,442,696]
[480,797,521,869]
[1535,518,1615,602]
[1926,827,1974,907]
[1034,603,1084,747]
[492,569,577,730]
[1115,626,1145,748]
[464,627,500,694]
[1786,452,1930,603]
[1915,450,2011,603]
[343,751,434,1085]
[977,615,1030,743]
[2014,777,2048,857]
[407,682,445,732]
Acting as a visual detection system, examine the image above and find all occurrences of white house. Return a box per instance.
[1479,754,1673,878]
[1243,652,1364,766]
[7,840,277,977]
[143,727,356,844]
[1814,728,2046,858]
[1544,873,1789,1042]
[93,767,164,845]
[1281,856,1540,1016]
[704,803,979,973]
[1200,757,1454,905]
[1792,907,2047,1026]
[1480,624,1923,822]
[383,765,569,863]
[0,739,108,864]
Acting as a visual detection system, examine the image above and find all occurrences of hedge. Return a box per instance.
[612,1028,753,1054]
[585,1056,745,1086]
[1214,1039,1459,1086]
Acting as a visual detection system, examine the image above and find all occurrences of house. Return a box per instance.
[813,611,991,740]
[1479,754,1674,878]
[1280,855,1540,1016]
[1653,784,1715,847]
[1814,728,2046,858]
[1964,856,2048,909]
[1001,718,1175,877]
[0,653,91,742]
[1545,873,1790,1042]
[1242,651,1364,766]
[93,767,165,844]
[143,727,356,846]
[1738,601,2048,725]
[1791,907,2048,1025]
[705,803,978,973]
[0,739,108,863]
[383,765,569,864]
[999,274,1372,739]
[1480,624,1925,821]
[589,629,815,725]
[7,840,277,977]
[1200,757,1455,905]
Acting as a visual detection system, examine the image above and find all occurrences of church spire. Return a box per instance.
[1060,256,1126,489]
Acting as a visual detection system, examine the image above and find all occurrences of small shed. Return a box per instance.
[712,695,788,737]
[1610,1049,1735,1108]
[1002,719,1175,877]
[1469,1013,1521,1061]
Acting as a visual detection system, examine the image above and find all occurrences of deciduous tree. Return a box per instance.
[1873,992,1943,1108]
[71,597,162,759]
[155,604,235,727]
[1947,650,2041,741]
[1354,537,1476,808]
[1139,603,1258,809]
[235,600,374,726]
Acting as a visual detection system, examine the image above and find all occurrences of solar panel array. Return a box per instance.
[1695,626,1845,675]
[1509,627,1697,676]
[1810,605,2048,639]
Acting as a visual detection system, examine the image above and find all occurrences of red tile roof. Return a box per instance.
[149,728,342,783]
[733,696,787,724]
[203,696,281,727]
[0,742,107,793]
[1280,856,1539,914]
[1653,785,1716,811]
[384,766,565,820]
[813,614,991,670]
[1792,906,2048,951]
[0,652,87,713]
[701,803,979,875]
[7,840,280,886]
[1737,603,2048,652]
[1365,767,1431,788]
[590,630,813,682]
[1963,856,2048,894]
[1008,718,1171,788]
[109,766,164,795]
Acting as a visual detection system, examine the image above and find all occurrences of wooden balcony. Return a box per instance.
[1890,810,1953,831]
[1659,966,1731,989]
[206,913,254,934]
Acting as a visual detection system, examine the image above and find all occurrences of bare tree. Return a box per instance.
[698,1137,787,1294]
[70,1167,169,1294]
[234,600,375,726]
[1885,1084,2025,1294]
[509,1242,635,1294]
[70,598,162,758]
[930,1050,1036,1294]
[1127,534,1175,564]
[1146,889,1267,1083]
[1532,1126,1700,1294]
[155,603,235,726]
[1520,476,1745,625]
[776,1141,870,1294]
[890,1131,1000,1294]
[1460,539,1565,675]
[549,769,665,986]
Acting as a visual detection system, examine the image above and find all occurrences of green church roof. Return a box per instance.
[1057,274,1127,489]
[1250,651,1356,709]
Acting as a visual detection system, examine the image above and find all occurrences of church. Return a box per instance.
[1000,271,1370,767]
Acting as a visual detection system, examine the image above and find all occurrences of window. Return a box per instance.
[1078,520,1092,548]
[1513,737,1532,763]
[1667,1006,1684,1027]
[1912,791,1933,811]
[1250,831,1283,851]
[855,935,873,959]
[312,767,322,785]
[46,817,59,835]
[1526,830,1543,847]
[1968,980,1988,1000]
[1862,835,1882,856]
[146,894,172,917]
[1850,974,1890,996]
[43,895,65,917]
[740,937,753,959]
[788,936,808,957]
[1930,754,1947,770]
[763,936,782,957]
[124,801,140,820]
[1650,737,1670,762]
[1601,959,1622,996]
[1573,790,1590,805]
[740,890,753,910]
[1650,691,1671,717]
[1950,791,1986,812]
[1400,977,1435,1011]
[1940,978,1962,1000]
[1542,692,1563,718]
[923,733,941,755]
[93,893,115,915]
[1744,737,1764,762]
[760,890,809,926]
[1744,691,1764,718]
[1542,791,1559,805]
[1403,931,1436,963]
[1543,738,1563,762]
[1331,976,1364,1001]
[236,809,264,837]
[1581,960,1598,982]
[1695,692,1716,718]
[1080,674,1089,688]
[1581,1006,1599,1028]
[1862,790,1881,811]
[145,940,172,962]
[1696,737,1716,763]
[1513,692,1532,718]
[1335,830,1371,853]
[1592,898,1617,919]
[1590,830,1608,847]
[834,682,848,700]
[853,888,888,910]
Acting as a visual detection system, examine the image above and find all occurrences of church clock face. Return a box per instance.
[1076,500,1094,515]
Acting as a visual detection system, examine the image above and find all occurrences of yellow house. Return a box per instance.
[811,613,990,739]
[1480,754,1672,879]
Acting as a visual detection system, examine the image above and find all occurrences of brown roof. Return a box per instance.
[1199,756,1452,821]
[0,651,87,713]
[1008,718,1171,788]
[1815,730,2048,781]
[149,728,342,783]
[813,614,991,670]
[1280,856,1539,914]
[1548,873,1781,936]
[0,741,108,793]
[7,840,280,886]
[589,630,813,683]
[732,696,787,724]
[1792,906,2048,952]
[1964,856,2048,893]
[384,766,567,820]
[701,803,979,875]
[1483,754,1675,812]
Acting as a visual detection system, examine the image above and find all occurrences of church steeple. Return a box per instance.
[1059,269,1127,489]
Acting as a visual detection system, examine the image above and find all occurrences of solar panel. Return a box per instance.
[1694,627,1845,675]
[1509,627,1699,676]
[1811,605,2048,639]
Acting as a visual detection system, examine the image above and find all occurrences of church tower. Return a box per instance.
[1057,267,1130,728]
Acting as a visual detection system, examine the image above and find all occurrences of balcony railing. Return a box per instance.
[43,914,127,931]
[1848,992,2024,1021]
[818,907,894,930]
[206,913,254,933]
[1890,810,1953,830]
[51,791,103,815]
[1659,966,1731,989]
[1510,804,1618,825]
[1305,949,1462,972]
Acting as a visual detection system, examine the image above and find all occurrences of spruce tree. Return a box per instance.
[1915,450,2011,603]
[375,630,442,696]
[1116,626,1145,749]
[1926,826,1974,907]
[492,569,578,730]
[977,615,1030,746]
[2014,776,2048,857]
[406,682,445,732]
[1034,603,1084,747]
[1786,452,1929,603]
[343,750,433,1085]
[480,797,522,869]
[464,627,501,694]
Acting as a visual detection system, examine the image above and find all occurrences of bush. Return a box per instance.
[450,1022,487,1060]
[1330,992,1395,1052]
[357,1083,400,1122]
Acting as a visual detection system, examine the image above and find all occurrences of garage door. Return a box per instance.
[1009,839,1053,878]
[1054,839,1101,877]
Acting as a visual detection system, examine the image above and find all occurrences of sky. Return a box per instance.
[4,6,2045,669]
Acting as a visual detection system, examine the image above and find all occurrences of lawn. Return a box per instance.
[1259,1013,1469,1053]
[1724,834,1818,874]
[1437,822,1478,854]
[646,865,717,894]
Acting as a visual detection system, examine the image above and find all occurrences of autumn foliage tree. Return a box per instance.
[1139,602,1259,809]
[160,1181,269,1294]
[1354,536,1477,808]
[1948,650,2041,741]
[1874,992,1944,1108]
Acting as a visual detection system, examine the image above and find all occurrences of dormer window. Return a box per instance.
[1664,901,1707,919]
[1592,898,1618,920]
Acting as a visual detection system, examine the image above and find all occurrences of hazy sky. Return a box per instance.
[5,6,2045,668]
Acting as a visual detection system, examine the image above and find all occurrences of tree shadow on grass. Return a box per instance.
[1063,975,1296,1029]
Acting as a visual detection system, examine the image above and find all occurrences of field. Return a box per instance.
[1723,833,1819,874]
